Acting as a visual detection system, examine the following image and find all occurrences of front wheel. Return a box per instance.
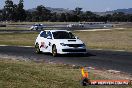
[52,45,57,57]
[35,43,41,54]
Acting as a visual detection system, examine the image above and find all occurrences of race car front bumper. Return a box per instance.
[57,47,87,54]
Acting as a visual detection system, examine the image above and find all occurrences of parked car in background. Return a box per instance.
[67,23,84,28]
[67,24,74,28]
[30,24,44,30]
[0,24,6,27]
[78,23,84,27]
[35,30,87,56]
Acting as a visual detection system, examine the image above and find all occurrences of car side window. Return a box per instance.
[47,31,52,39]
[40,31,47,38]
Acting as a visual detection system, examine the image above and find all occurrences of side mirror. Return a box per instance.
[75,36,79,39]
[47,36,52,39]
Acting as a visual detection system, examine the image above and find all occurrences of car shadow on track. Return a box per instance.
[41,52,96,57]
[59,53,95,57]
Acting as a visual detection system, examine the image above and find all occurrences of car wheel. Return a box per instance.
[36,27,38,30]
[52,45,57,57]
[35,43,41,54]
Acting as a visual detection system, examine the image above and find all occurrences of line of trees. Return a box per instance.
[1,0,132,22]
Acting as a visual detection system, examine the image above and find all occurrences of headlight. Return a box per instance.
[81,43,86,47]
[60,43,67,46]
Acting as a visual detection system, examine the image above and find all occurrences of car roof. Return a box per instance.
[41,30,70,33]
[34,23,43,25]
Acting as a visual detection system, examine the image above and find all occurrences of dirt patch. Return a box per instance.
[84,67,132,80]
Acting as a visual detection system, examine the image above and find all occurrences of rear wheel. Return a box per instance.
[52,45,57,57]
[35,27,38,30]
[35,43,41,54]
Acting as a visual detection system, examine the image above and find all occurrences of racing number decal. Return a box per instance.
[40,42,47,49]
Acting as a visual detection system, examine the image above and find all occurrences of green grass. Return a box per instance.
[0,28,132,51]
[0,59,131,88]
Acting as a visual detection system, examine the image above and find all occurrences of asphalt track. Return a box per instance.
[0,46,132,75]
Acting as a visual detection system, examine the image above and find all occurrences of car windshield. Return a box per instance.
[52,31,76,39]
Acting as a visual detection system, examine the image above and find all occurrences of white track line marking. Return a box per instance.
[114,28,125,29]
[0,45,34,48]
[90,48,126,52]
[76,29,112,32]
[113,49,125,52]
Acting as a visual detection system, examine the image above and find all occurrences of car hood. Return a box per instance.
[53,39,84,44]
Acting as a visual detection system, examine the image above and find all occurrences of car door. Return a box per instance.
[46,31,52,52]
[39,31,49,52]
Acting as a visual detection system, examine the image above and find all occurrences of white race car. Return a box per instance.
[30,24,44,30]
[35,30,87,56]
[67,23,84,28]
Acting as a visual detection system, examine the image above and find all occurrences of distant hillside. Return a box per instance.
[28,7,71,13]
[95,8,132,16]
[28,7,132,16]
[46,7,71,13]
[112,8,132,14]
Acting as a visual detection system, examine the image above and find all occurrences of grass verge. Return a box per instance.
[0,59,83,88]
[0,59,131,88]
[75,29,132,51]
[0,22,72,25]
[0,27,29,30]
[0,32,38,46]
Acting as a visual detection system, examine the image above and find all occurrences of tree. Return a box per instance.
[32,5,51,21]
[74,7,83,15]
[59,13,66,22]
[78,11,98,22]
[25,11,33,22]
[16,0,26,21]
[112,12,126,22]
[73,7,83,21]
[4,0,15,21]
[50,12,58,22]
[0,10,3,21]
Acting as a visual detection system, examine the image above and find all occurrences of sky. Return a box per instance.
[0,0,132,12]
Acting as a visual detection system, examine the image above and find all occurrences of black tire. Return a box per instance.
[41,28,43,30]
[35,43,41,54]
[52,45,57,57]
[81,78,91,86]
[36,28,38,30]
[35,27,38,30]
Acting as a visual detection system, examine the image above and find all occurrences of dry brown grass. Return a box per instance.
[0,33,38,46]
[75,29,132,51]
[0,27,29,30]
[0,59,131,88]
